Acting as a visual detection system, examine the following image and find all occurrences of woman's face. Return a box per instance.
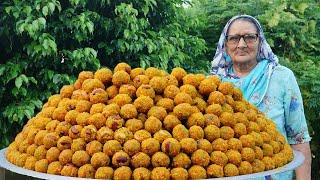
[225,20,259,65]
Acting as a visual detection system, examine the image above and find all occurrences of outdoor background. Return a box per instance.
[0,0,319,177]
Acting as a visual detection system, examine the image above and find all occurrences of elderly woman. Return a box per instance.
[211,15,311,180]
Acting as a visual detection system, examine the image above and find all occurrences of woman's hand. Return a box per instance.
[291,142,312,180]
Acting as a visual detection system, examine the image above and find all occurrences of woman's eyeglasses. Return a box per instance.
[226,33,259,45]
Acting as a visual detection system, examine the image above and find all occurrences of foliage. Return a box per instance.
[188,0,320,177]
[0,0,208,148]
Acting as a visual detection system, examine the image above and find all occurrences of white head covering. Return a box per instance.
[210,14,278,77]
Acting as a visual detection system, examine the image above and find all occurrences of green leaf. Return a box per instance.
[42,6,48,16]
[0,66,5,76]
[12,12,19,19]
[296,3,308,14]
[124,29,130,39]
[15,76,23,89]
[5,6,12,14]
[32,99,42,109]
[12,87,19,97]
[24,109,32,119]
[268,13,280,28]
[140,59,146,69]
[23,6,32,16]
[86,22,94,33]
[142,6,149,16]
[308,20,316,33]
[29,77,37,84]
[20,88,27,96]
[38,17,46,27]
[48,2,55,13]
[20,74,29,84]
[32,20,39,31]
[12,114,19,122]
[56,1,62,12]
[43,39,49,50]
[289,37,296,47]
[17,21,26,34]
[36,4,41,11]
[53,74,61,84]
[92,59,101,69]
[46,70,54,80]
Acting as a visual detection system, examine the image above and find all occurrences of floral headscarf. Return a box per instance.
[210,15,279,106]
[210,14,278,77]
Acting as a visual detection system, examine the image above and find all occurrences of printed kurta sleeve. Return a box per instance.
[283,70,312,144]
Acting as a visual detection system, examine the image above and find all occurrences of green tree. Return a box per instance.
[0,0,208,148]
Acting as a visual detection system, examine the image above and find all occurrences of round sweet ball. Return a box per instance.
[151,167,170,180]
[114,166,132,180]
[133,167,151,180]
[171,168,188,180]
[95,166,114,179]
[188,165,207,179]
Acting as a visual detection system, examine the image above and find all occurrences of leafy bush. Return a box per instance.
[0,0,208,148]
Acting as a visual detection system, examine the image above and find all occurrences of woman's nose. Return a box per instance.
[237,37,247,48]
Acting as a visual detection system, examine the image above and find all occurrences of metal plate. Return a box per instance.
[0,148,304,180]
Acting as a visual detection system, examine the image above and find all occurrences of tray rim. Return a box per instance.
[0,148,304,180]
